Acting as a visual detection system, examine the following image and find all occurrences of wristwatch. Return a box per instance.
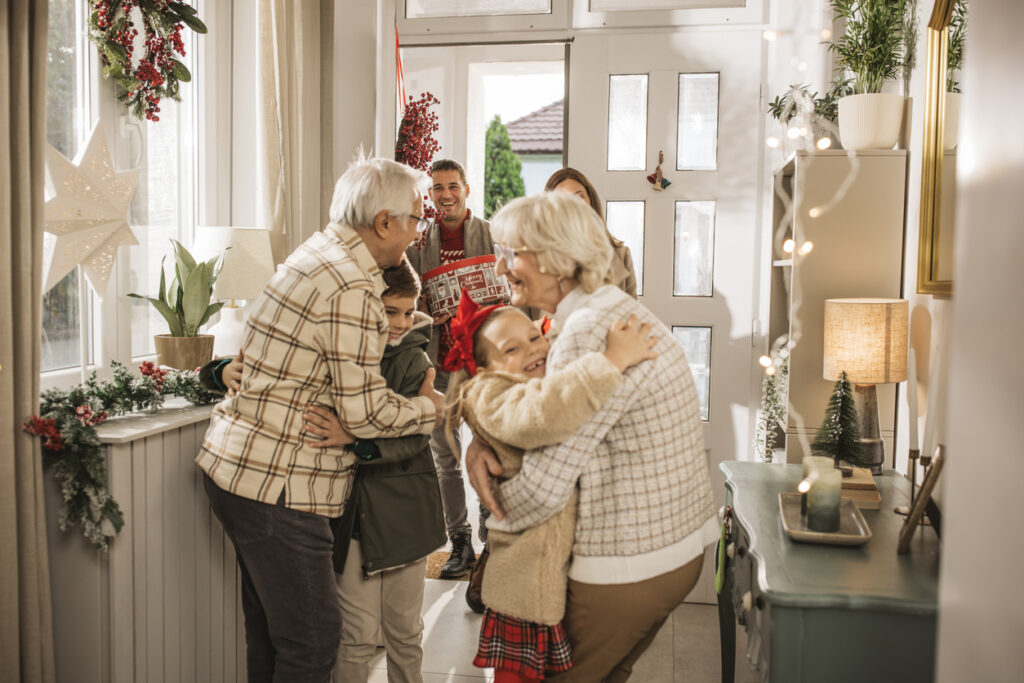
[346,439,380,461]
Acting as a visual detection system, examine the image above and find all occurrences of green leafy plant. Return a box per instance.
[812,371,866,467]
[828,0,911,94]
[946,0,967,93]
[129,239,225,337]
[484,115,526,219]
[768,77,854,124]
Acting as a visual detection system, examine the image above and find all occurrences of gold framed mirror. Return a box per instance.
[917,0,960,296]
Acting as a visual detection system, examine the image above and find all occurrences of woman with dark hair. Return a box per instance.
[543,167,637,298]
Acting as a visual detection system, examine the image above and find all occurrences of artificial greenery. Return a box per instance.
[24,361,221,550]
[767,77,854,125]
[754,355,789,463]
[87,0,208,121]
[129,239,225,337]
[901,0,920,96]
[483,115,525,219]
[946,0,967,93]
[812,371,865,467]
[828,0,911,94]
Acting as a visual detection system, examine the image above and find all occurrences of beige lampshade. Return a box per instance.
[823,298,908,384]
[191,226,275,301]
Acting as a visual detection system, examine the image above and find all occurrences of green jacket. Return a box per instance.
[331,313,446,576]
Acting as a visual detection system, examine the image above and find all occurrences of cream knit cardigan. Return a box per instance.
[462,352,623,625]
[487,285,718,586]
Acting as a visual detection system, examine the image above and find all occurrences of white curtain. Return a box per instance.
[0,0,56,680]
[257,0,335,265]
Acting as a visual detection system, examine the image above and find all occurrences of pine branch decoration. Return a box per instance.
[812,371,865,467]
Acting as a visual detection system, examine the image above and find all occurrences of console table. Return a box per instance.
[718,461,940,683]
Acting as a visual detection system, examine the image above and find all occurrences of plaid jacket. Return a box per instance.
[488,285,718,584]
[196,223,438,516]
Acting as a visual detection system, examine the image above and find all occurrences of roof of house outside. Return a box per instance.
[507,99,563,154]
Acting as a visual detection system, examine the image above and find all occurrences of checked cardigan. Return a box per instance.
[487,285,718,584]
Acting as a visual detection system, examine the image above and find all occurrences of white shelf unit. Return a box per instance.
[768,150,907,463]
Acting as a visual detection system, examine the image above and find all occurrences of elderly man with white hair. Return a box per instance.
[197,157,444,683]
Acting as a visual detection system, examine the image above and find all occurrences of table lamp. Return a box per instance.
[823,298,908,474]
[191,226,275,357]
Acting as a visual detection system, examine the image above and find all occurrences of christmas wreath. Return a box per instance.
[24,361,221,550]
[88,1,208,121]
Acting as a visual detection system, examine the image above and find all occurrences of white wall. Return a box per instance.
[936,1,1024,680]
[332,0,378,179]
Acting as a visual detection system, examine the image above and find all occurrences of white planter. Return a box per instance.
[837,93,905,150]
[944,92,961,151]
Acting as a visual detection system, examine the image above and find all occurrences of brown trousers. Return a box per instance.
[547,554,704,683]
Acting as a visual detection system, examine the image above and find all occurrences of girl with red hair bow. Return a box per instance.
[442,290,657,682]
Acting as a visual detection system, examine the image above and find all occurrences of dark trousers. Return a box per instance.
[203,473,342,683]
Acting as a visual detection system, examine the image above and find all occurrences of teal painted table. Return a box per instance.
[718,462,940,683]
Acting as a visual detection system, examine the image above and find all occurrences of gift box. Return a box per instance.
[422,255,511,319]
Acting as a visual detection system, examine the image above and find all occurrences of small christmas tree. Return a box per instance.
[812,371,865,467]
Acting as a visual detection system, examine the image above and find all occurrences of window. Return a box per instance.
[672,325,712,421]
[605,201,645,295]
[42,0,94,373]
[43,0,202,380]
[607,75,648,171]
[673,200,715,296]
[676,73,719,171]
[405,0,551,18]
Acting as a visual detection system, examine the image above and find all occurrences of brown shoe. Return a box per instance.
[465,544,488,613]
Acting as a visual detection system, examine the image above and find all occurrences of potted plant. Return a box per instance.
[129,239,225,370]
[829,0,911,150]
[767,77,853,147]
[944,0,967,150]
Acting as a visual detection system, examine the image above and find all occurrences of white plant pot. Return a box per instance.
[837,93,905,150]
[944,92,961,151]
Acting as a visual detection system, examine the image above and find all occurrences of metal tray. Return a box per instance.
[778,493,873,546]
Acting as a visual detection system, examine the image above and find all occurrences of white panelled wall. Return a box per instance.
[46,406,246,683]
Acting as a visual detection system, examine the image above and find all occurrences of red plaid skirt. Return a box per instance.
[474,609,573,680]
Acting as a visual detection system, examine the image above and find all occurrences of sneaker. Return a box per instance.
[439,532,476,579]
[465,545,488,614]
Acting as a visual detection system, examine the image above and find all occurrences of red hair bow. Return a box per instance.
[442,289,503,376]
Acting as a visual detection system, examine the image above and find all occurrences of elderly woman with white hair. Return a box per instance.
[468,191,718,682]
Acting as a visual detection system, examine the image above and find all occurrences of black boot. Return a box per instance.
[439,532,475,579]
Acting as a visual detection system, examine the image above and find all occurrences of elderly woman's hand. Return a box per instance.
[466,437,506,520]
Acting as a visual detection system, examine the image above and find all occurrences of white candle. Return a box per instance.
[807,466,842,532]
[907,347,918,452]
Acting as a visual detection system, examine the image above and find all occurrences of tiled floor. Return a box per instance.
[363,455,760,683]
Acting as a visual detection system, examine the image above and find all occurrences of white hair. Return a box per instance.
[490,192,613,294]
[328,156,428,229]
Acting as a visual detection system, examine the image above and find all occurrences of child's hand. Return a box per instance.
[224,350,244,396]
[302,405,356,447]
[604,315,659,372]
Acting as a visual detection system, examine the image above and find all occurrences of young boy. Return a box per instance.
[302,259,445,683]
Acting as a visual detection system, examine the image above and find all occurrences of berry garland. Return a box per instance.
[24,361,221,550]
[88,1,208,121]
[395,91,443,244]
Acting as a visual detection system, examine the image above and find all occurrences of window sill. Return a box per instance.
[94,397,216,445]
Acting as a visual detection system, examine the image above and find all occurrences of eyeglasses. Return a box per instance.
[409,214,431,235]
[494,242,527,264]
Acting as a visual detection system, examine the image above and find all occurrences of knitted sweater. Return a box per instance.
[487,285,719,585]
[461,352,623,625]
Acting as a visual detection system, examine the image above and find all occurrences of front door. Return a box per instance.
[567,29,763,602]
